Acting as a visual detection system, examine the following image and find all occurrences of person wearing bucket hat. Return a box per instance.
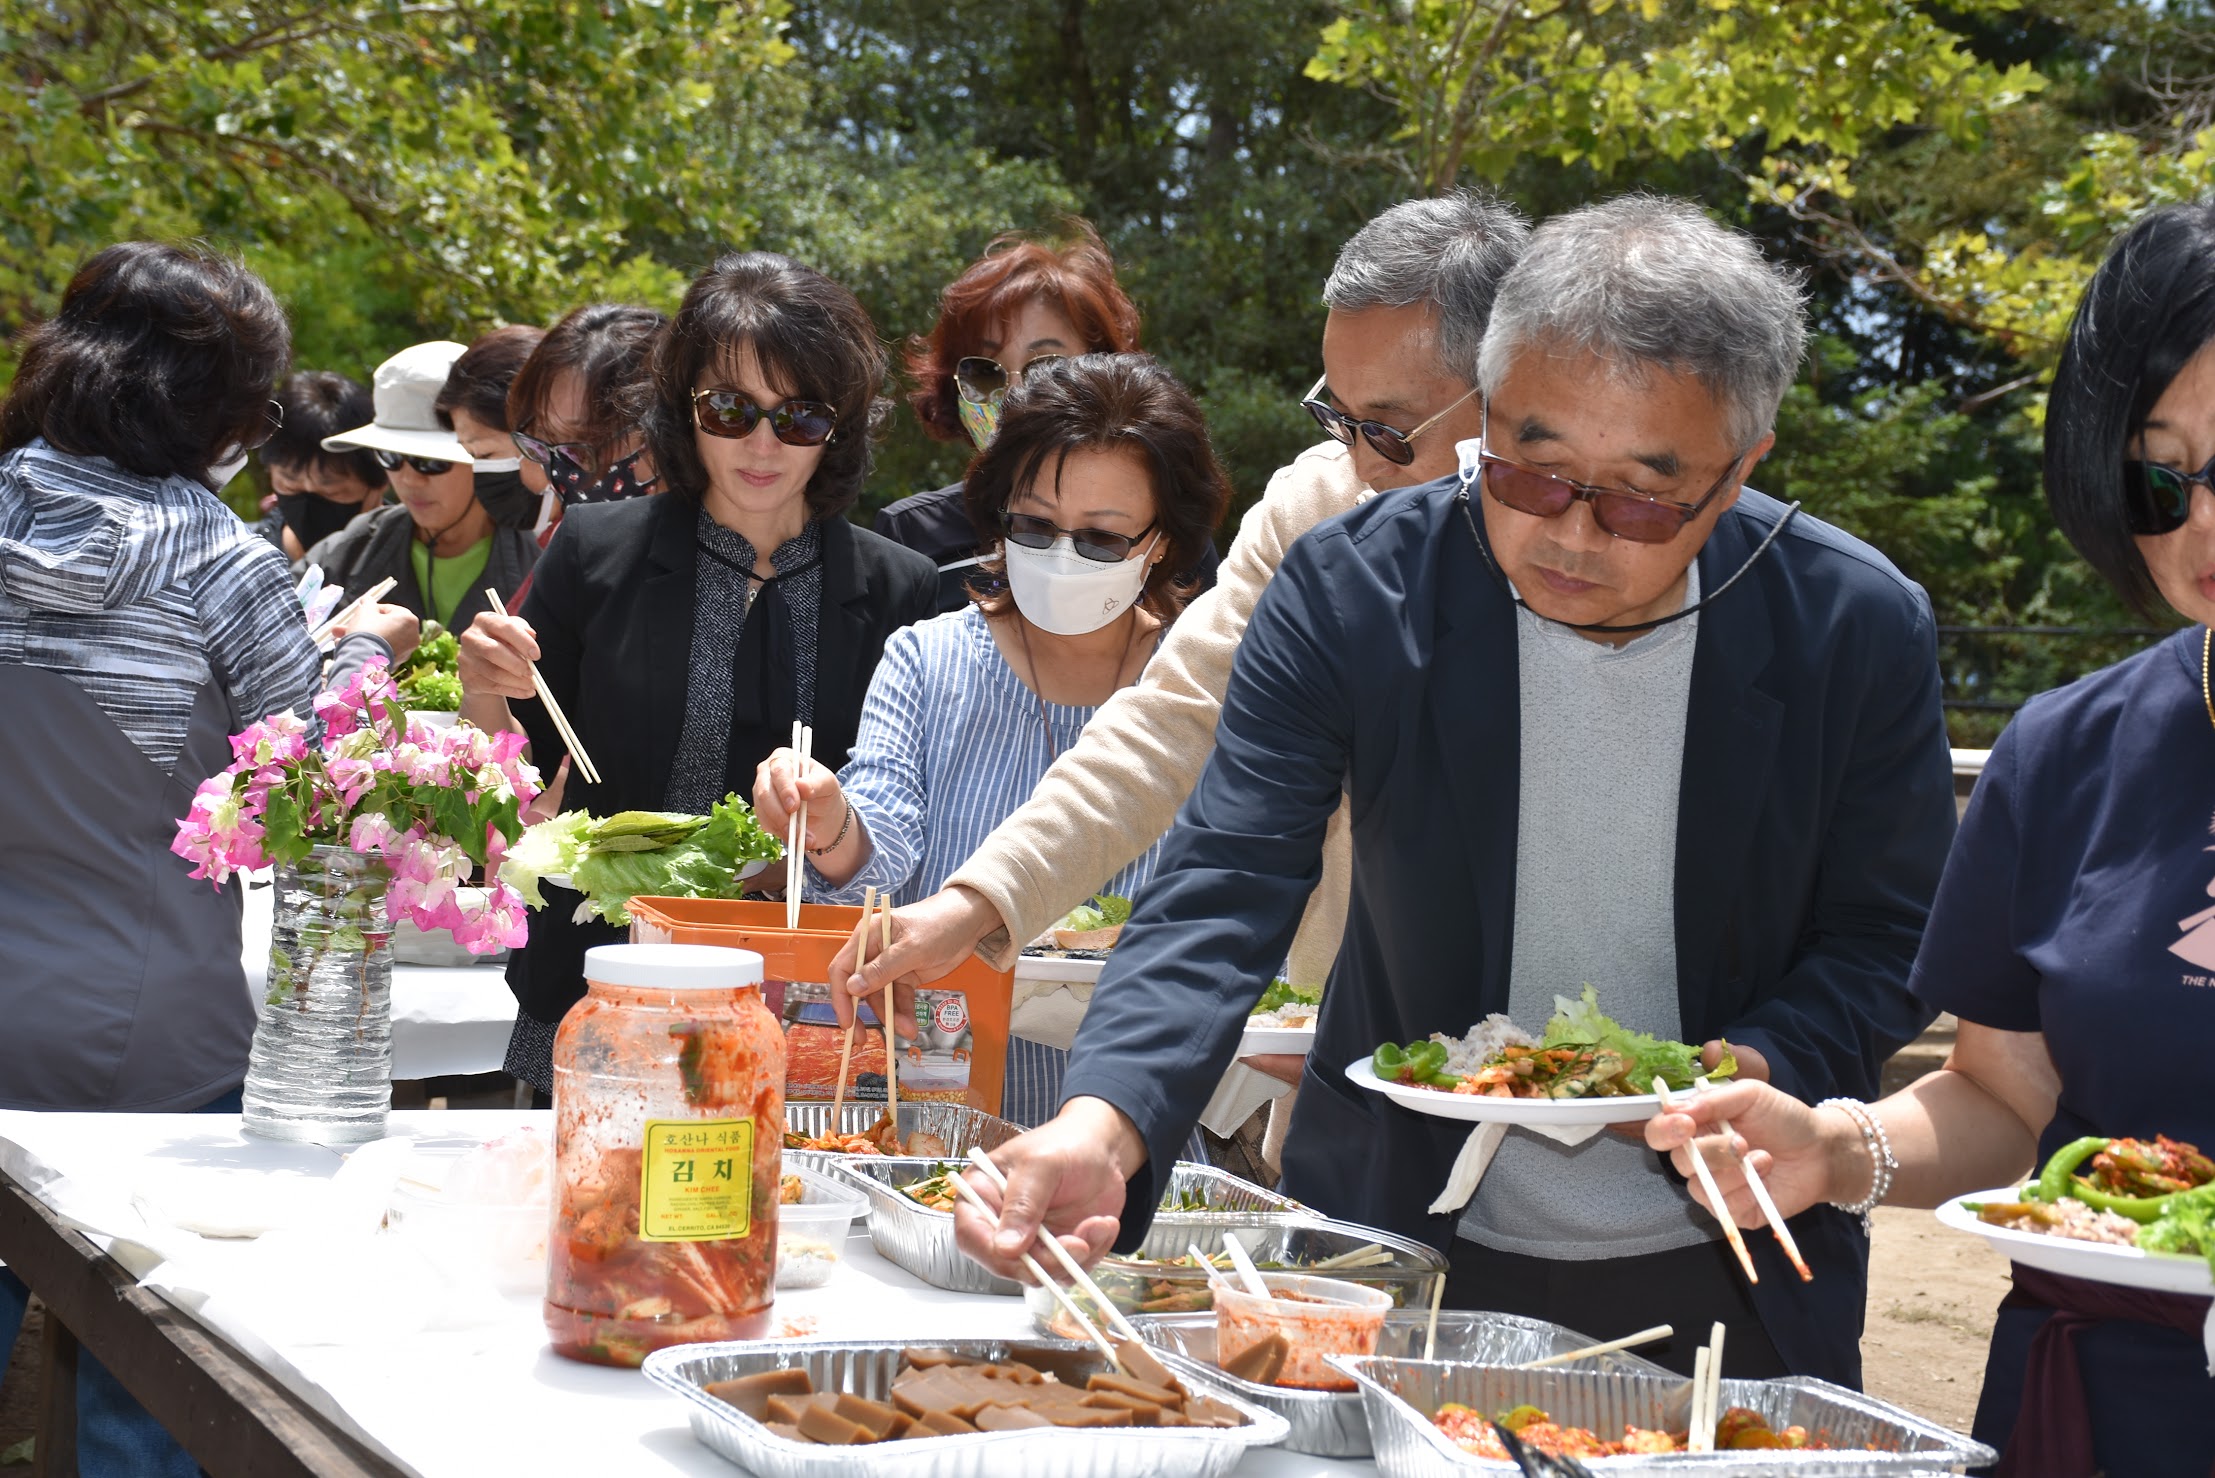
[304,339,539,639]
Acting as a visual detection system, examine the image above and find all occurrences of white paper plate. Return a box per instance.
[1343,1056,1666,1126]
[1936,1188,2215,1296]
[1239,1022,1317,1056]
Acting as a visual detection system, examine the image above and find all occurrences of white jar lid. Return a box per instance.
[583,943,764,990]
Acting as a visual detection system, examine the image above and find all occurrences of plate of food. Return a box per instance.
[1936,1134,2215,1297]
[1344,988,1731,1127]
[1240,978,1320,1057]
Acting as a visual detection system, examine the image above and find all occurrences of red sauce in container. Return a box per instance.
[546,944,785,1366]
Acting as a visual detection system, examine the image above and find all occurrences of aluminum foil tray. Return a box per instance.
[831,1156,1021,1297]
[781,1102,1020,1173]
[1333,1357,1996,1475]
[1028,1209,1447,1330]
[1147,1160,1309,1219]
[641,1335,1291,1478]
[1131,1310,1669,1459]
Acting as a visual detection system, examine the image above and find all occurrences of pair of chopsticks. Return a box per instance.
[1651,1077,1810,1284]
[1686,1322,1727,1452]
[785,721,815,930]
[1519,1324,1673,1370]
[831,890,898,1132]
[953,1146,1139,1374]
[485,588,602,784]
[309,575,399,646]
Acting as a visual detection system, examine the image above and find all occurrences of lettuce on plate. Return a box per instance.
[1055,893,1132,933]
[500,794,782,925]
[1541,986,1734,1092]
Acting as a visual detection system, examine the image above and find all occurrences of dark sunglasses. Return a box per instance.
[1478,450,1739,544]
[371,447,458,477]
[2123,455,2215,535]
[1301,376,1478,466]
[691,388,838,446]
[512,428,595,473]
[1002,509,1156,564]
[955,354,1067,406]
[245,399,284,451]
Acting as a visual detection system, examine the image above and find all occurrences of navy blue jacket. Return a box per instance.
[1059,474,1957,1389]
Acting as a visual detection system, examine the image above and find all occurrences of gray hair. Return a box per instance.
[1476,194,1806,451]
[1322,190,1531,385]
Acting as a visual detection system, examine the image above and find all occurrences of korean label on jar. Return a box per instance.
[637,1117,754,1242]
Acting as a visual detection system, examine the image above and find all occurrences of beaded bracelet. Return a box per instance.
[1818,1097,1898,1236]
[806,798,854,856]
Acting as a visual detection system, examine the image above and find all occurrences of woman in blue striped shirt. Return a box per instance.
[757,354,1232,1125]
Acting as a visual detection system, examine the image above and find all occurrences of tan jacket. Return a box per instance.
[950,440,1366,987]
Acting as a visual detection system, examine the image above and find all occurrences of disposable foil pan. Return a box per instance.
[641,1335,1292,1478]
[831,1156,1021,1297]
[1027,1209,1446,1330]
[1332,1357,1997,1475]
[1146,1160,1310,1219]
[781,1102,1021,1173]
[1132,1310,1669,1459]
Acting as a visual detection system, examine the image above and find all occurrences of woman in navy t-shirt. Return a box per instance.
[1648,199,2215,1478]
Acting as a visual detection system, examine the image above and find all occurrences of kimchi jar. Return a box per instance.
[546,944,784,1367]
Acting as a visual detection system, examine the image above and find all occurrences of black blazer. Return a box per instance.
[504,494,938,1023]
[1060,478,1958,1389]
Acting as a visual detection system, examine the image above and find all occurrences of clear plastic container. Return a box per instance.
[545,943,785,1366]
[1214,1272,1394,1391]
[773,1165,868,1290]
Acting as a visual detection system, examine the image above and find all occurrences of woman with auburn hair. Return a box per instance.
[756,354,1232,1127]
[459,253,937,1096]
[877,222,1216,610]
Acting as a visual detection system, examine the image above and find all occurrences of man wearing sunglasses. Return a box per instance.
[953,197,1957,1393]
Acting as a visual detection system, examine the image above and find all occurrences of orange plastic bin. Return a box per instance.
[626,897,1013,1117]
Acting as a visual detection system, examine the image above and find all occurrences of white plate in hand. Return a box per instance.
[1239,1022,1317,1057]
[1936,1188,2215,1296]
[1343,1056,1667,1127]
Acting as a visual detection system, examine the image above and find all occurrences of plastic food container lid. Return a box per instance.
[583,943,764,990]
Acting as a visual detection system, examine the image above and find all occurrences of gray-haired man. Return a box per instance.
[955,195,1956,1389]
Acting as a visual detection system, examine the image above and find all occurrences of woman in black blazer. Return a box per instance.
[459,252,938,1091]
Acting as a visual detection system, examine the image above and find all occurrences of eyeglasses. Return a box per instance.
[513,427,596,473]
[245,400,284,451]
[955,354,1067,406]
[1301,376,1478,466]
[2123,454,2215,535]
[1002,510,1157,564]
[691,388,839,446]
[1478,450,1741,544]
[371,447,458,477]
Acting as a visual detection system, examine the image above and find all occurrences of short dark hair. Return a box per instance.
[437,325,546,433]
[2046,200,2215,617]
[0,242,289,482]
[508,303,666,477]
[265,370,385,490]
[643,251,889,519]
[961,353,1231,620]
[904,221,1141,444]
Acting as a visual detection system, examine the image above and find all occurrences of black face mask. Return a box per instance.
[473,468,539,529]
[549,447,654,507]
[276,492,362,551]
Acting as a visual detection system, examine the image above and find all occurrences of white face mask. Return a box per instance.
[206,445,250,491]
[1002,530,1160,636]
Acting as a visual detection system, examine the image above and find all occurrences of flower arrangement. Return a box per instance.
[172,661,541,955]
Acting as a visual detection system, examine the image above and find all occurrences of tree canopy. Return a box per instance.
[4,0,2212,739]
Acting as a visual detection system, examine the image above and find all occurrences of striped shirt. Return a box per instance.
[0,441,321,769]
[810,606,1164,908]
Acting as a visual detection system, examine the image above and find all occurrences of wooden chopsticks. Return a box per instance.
[878,894,897,1131]
[1695,1076,1811,1281]
[965,1147,1143,1347]
[1520,1324,1673,1370]
[785,720,814,930]
[1652,1077,1758,1284]
[830,884,871,1132]
[309,575,398,646]
[485,589,601,784]
[1686,1321,1726,1451]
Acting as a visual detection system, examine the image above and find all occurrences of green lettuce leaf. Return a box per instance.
[519,793,785,924]
[1056,893,1133,932]
[1253,979,1323,1015]
[498,808,592,907]
[1542,985,1730,1092]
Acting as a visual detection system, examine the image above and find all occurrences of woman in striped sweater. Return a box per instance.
[755,354,1232,1125]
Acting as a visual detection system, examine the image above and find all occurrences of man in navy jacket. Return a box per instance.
[955,196,1955,1388]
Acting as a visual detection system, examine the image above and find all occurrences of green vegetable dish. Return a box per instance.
[1055,894,1132,933]
[391,620,463,712]
[1972,1134,2215,1274]
[1371,987,1733,1100]
[500,793,783,925]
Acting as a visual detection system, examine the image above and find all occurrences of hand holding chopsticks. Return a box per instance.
[965,1147,1142,1345]
[1652,1077,1759,1284]
[1651,1076,1812,1284]
[941,1165,1125,1372]
[484,589,602,785]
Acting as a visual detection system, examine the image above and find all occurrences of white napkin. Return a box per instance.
[1427,1121,1608,1214]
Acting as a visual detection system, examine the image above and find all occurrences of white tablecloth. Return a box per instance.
[239,878,518,1081]
[0,1109,1366,1478]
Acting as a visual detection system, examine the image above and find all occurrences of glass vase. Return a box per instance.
[242,844,395,1145]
